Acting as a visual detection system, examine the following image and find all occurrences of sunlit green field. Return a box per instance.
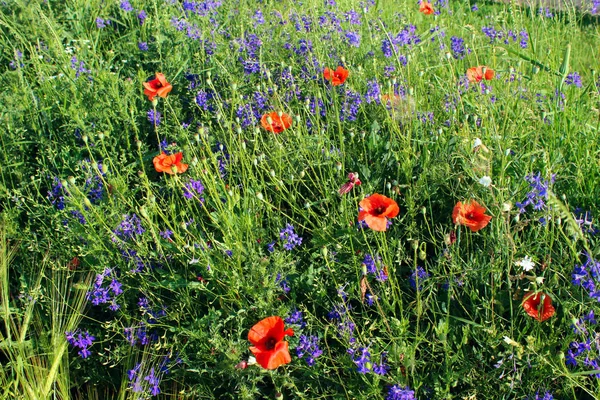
[1,0,600,399]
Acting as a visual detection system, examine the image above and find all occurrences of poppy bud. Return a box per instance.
[411,239,419,249]
[321,246,328,258]
[139,206,149,218]
[191,157,198,166]
[67,176,76,185]
[335,162,342,171]
[83,198,92,208]
[148,195,155,204]
[180,221,187,230]
[253,158,258,166]
[61,179,68,188]
[206,78,212,85]
[82,135,88,144]
[270,169,276,177]
[256,192,264,201]
[98,132,104,140]
[386,182,391,190]
[419,250,427,260]
[102,163,109,174]
[275,393,283,400]
[295,115,301,124]
[266,116,273,125]
[299,170,305,179]
[231,83,237,91]
[241,141,246,150]
[236,126,242,134]
[136,140,142,149]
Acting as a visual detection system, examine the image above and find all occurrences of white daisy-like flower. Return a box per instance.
[515,256,535,272]
[479,176,492,187]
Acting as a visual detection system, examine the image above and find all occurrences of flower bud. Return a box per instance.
[98,132,104,140]
[256,192,264,201]
[67,176,76,185]
[101,163,109,174]
[83,198,92,208]
[82,135,88,144]
[136,140,142,149]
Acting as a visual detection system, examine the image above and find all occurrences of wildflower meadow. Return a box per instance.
[2,0,600,398]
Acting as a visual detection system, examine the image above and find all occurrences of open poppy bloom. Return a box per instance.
[260,112,292,134]
[466,66,495,83]
[323,66,349,86]
[153,152,188,174]
[143,73,173,101]
[419,1,434,15]
[522,292,555,322]
[452,200,492,232]
[358,194,400,232]
[248,316,294,370]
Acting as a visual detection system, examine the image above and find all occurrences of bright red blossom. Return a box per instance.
[248,316,294,370]
[358,194,400,232]
[153,152,188,174]
[261,112,293,133]
[419,1,434,15]
[452,200,492,232]
[323,66,349,86]
[522,292,555,322]
[466,66,495,83]
[143,72,173,101]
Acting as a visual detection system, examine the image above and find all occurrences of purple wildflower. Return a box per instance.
[279,224,302,250]
[147,109,162,126]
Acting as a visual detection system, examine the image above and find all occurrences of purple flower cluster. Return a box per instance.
[565,72,583,88]
[125,323,156,346]
[349,347,388,375]
[183,179,205,202]
[129,364,161,396]
[87,268,123,311]
[572,253,600,302]
[285,308,306,328]
[113,213,145,241]
[365,80,381,104]
[147,109,162,126]
[344,30,360,47]
[70,56,91,79]
[532,391,554,400]
[482,26,527,47]
[275,273,291,293]
[119,0,133,11]
[409,266,429,290]
[328,302,355,338]
[47,177,66,210]
[95,17,111,29]
[450,36,469,59]
[565,310,600,377]
[381,25,420,58]
[279,224,302,250]
[515,172,555,214]
[340,89,362,122]
[386,385,415,400]
[362,253,388,283]
[9,49,23,69]
[66,329,95,359]
[573,209,599,235]
[296,335,323,366]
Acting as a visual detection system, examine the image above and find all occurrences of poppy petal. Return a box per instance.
[248,316,284,346]
[363,214,388,232]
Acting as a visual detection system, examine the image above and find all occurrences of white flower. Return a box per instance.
[479,176,492,187]
[472,138,482,150]
[515,256,535,272]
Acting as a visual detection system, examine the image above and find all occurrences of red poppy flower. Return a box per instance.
[323,66,349,86]
[452,200,492,232]
[358,194,400,232]
[466,66,495,83]
[419,1,434,15]
[153,152,188,174]
[143,73,173,101]
[248,316,294,369]
[522,292,555,322]
[261,112,292,134]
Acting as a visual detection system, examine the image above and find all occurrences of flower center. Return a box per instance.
[467,212,475,220]
[264,337,277,350]
[374,206,385,215]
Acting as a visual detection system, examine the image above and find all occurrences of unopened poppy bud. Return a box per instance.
[151,98,158,107]
[67,176,76,185]
[305,202,311,208]
[335,162,342,171]
[231,83,237,91]
[253,158,258,166]
[408,87,414,96]
[136,140,142,149]
[386,182,391,190]
[60,179,68,188]
[322,246,328,258]
[236,126,242,134]
[502,202,512,212]
[275,393,283,400]
[299,170,305,178]
[256,192,264,201]
[295,115,301,123]
[98,132,104,140]
[266,116,273,125]
[349,131,355,138]
[82,135,88,144]
[421,207,426,215]
[83,197,92,208]
[419,70,424,77]
[206,78,212,85]
[228,190,233,196]
[102,163,109,174]
[92,162,98,171]
[270,169,276,177]
[411,239,419,249]
[241,141,246,150]
[180,221,187,230]
[419,250,427,260]
[137,170,144,177]
[445,52,452,60]
[148,195,155,204]
[139,206,148,219]
[191,156,198,166]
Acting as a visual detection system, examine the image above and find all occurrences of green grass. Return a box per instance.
[1,0,600,398]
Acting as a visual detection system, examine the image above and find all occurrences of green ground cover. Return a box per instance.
[1,0,600,398]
